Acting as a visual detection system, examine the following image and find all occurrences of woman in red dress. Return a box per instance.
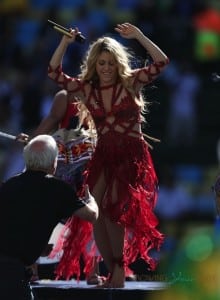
[48,22,169,288]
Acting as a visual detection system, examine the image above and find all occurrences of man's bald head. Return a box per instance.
[23,135,58,173]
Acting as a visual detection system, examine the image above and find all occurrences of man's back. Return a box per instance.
[0,169,84,266]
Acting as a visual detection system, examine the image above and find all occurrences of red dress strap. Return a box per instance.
[48,64,85,94]
[134,59,170,86]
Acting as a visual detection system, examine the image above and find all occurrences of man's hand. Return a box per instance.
[16,133,30,144]
[83,184,94,203]
[75,185,99,223]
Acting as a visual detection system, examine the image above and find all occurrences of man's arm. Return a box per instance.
[34,89,68,136]
[16,90,68,142]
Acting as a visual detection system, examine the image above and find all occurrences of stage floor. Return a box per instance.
[32,279,169,300]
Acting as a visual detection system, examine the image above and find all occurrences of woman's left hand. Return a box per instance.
[115,23,141,39]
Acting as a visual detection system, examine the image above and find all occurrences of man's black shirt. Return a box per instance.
[0,170,85,265]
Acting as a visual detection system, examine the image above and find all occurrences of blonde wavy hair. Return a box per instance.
[78,36,149,121]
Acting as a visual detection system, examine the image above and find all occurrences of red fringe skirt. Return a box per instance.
[51,132,164,280]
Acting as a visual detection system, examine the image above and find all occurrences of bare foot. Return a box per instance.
[87,274,107,285]
[94,273,111,288]
[108,263,125,288]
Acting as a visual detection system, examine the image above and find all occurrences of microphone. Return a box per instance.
[47,19,86,43]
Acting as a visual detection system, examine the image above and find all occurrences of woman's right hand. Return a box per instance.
[61,27,81,44]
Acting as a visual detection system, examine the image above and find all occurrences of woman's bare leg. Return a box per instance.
[87,256,105,285]
[92,173,126,287]
[93,213,113,272]
[92,172,114,272]
[105,218,125,288]
[104,178,125,287]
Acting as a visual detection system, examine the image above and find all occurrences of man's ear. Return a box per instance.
[49,159,57,175]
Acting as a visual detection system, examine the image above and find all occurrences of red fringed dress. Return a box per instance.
[48,58,169,280]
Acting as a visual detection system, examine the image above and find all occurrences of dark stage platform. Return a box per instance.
[32,279,169,300]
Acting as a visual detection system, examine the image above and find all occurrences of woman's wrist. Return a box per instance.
[135,31,146,42]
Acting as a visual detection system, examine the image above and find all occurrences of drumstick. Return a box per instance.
[0,131,28,143]
[47,19,85,43]
[0,131,16,140]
